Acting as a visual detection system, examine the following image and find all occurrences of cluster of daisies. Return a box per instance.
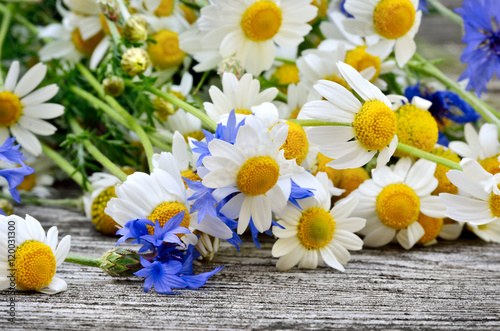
[2,0,500,296]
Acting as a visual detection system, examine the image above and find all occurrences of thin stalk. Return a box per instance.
[193,70,211,95]
[275,57,296,64]
[65,254,101,268]
[13,12,38,35]
[145,85,217,132]
[41,142,91,191]
[69,118,128,182]
[76,63,155,170]
[397,142,462,170]
[277,90,288,103]
[0,3,13,88]
[0,192,83,208]
[288,119,352,127]
[426,0,463,27]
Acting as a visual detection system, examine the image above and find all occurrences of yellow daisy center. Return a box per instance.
[314,152,341,186]
[181,169,201,189]
[324,74,350,90]
[344,46,381,82]
[289,107,301,119]
[333,167,370,202]
[71,28,104,57]
[373,0,416,39]
[234,109,253,115]
[417,213,443,245]
[147,30,186,70]
[280,121,309,165]
[489,184,500,217]
[179,4,198,24]
[393,104,438,157]
[310,0,328,20]
[236,156,280,196]
[184,131,206,142]
[241,1,282,42]
[14,240,56,290]
[154,0,175,16]
[376,183,420,230]
[17,169,36,192]
[271,63,300,87]
[297,207,335,250]
[91,186,121,235]
[0,91,23,127]
[430,147,460,195]
[146,201,190,235]
[353,100,397,151]
[479,155,500,175]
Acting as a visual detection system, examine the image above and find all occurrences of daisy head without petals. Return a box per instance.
[301,62,398,170]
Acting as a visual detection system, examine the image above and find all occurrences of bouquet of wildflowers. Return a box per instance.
[1,0,500,296]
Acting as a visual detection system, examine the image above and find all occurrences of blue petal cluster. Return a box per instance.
[455,0,500,96]
[116,211,223,295]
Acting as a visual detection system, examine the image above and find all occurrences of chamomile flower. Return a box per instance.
[440,158,500,226]
[343,0,422,67]
[467,221,500,243]
[0,214,71,294]
[197,0,317,75]
[203,72,278,123]
[301,62,398,170]
[0,61,64,156]
[201,120,303,234]
[272,172,365,271]
[448,123,500,175]
[353,158,446,249]
[297,48,348,90]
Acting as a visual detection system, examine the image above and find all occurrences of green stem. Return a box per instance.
[144,85,217,132]
[69,118,128,182]
[41,142,91,191]
[288,119,352,127]
[76,63,155,170]
[426,0,463,27]
[275,57,296,65]
[0,3,13,88]
[397,142,462,170]
[193,70,211,95]
[65,254,101,268]
[408,54,500,132]
[0,192,83,208]
[277,90,288,103]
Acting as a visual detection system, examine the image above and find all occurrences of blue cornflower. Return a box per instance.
[0,137,34,203]
[185,178,218,223]
[134,258,189,295]
[116,218,154,252]
[419,0,429,14]
[455,0,500,96]
[288,180,315,210]
[339,0,353,18]
[141,211,191,248]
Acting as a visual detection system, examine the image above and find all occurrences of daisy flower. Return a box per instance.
[455,0,500,96]
[201,119,303,234]
[0,214,71,294]
[272,172,365,271]
[440,158,500,226]
[353,157,446,249]
[466,221,500,243]
[203,72,278,123]
[297,48,348,90]
[197,0,317,75]
[343,0,422,67]
[0,61,64,156]
[448,123,500,175]
[300,62,398,170]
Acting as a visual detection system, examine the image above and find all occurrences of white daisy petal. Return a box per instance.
[37,277,67,295]
[363,225,395,247]
[4,61,20,92]
[14,62,47,98]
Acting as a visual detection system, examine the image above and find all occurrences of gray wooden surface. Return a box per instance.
[3,1,500,330]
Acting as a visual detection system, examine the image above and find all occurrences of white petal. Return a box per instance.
[4,61,19,92]
[37,277,67,294]
[363,224,395,247]
[55,235,71,267]
[14,62,46,98]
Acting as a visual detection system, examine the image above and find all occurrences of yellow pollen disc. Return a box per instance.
[353,100,397,151]
[333,167,370,202]
[146,201,190,235]
[236,156,280,196]
[479,155,500,175]
[181,169,201,189]
[234,109,254,115]
[489,184,500,217]
[17,169,36,192]
[344,46,381,83]
[184,131,206,142]
[297,207,335,250]
[430,147,460,195]
[393,104,438,158]
[0,91,22,127]
[314,153,341,186]
[289,107,301,119]
[417,213,443,245]
[271,63,300,88]
[310,0,328,20]
[71,28,104,57]
[147,30,186,70]
[91,186,121,235]
[14,240,56,290]
[280,121,309,165]
[373,0,416,39]
[376,183,420,230]
[323,74,350,90]
[179,4,198,24]
[241,1,282,42]
[154,0,175,16]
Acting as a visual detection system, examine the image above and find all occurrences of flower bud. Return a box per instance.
[102,76,125,97]
[217,56,245,80]
[99,248,154,277]
[121,48,150,76]
[124,15,148,43]
[153,97,176,120]
[98,0,121,23]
